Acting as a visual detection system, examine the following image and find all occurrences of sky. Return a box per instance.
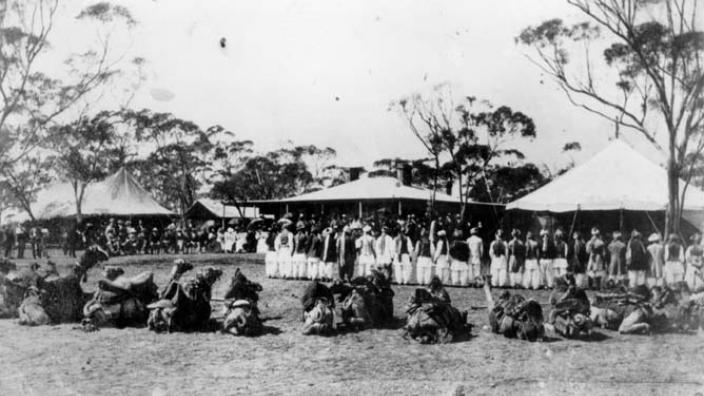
[42,0,666,171]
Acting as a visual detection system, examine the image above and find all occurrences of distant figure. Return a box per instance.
[448,229,469,287]
[338,226,357,282]
[4,226,15,258]
[538,229,555,288]
[552,230,569,278]
[275,225,293,279]
[507,229,525,288]
[15,225,26,259]
[664,234,685,285]
[646,233,664,287]
[356,225,376,278]
[684,233,704,291]
[568,231,588,288]
[415,228,434,285]
[586,227,606,289]
[626,230,648,287]
[466,227,484,285]
[320,227,338,281]
[375,226,395,281]
[489,230,508,287]
[607,231,627,285]
[394,227,414,285]
[433,230,451,285]
[524,232,540,290]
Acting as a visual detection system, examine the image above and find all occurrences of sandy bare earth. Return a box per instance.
[1,252,703,396]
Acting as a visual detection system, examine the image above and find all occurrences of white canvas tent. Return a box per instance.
[185,198,260,219]
[33,168,174,219]
[506,140,704,228]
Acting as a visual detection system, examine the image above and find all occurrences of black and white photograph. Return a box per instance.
[0,0,703,395]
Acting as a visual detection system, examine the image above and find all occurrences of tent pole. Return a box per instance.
[568,208,579,237]
[398,200,402,217]
[222,203,225,230]
[645,211,661,236]
[358,201,363,219]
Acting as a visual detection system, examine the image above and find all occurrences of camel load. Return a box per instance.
[18,247,108,326]
[81,266,159,331]
[484,282,545,342]
[221,268,263,336]
[147,261,223,333]
[403,277,470,344]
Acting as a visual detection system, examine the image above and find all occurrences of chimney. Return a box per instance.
[396,162,412,186]
[349,167,363,181]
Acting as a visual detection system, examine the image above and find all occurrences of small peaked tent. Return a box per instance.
[506,140,704,231]
[35,168,175,219]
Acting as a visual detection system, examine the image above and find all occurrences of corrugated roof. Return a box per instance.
[252,176,486,204]
[506,140,704,213]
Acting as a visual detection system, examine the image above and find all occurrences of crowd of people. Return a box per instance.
[3,211,703,293]
[261,212,704,292]
[2,224,51,260]
[1,218,262,260]
[88,218,260,256]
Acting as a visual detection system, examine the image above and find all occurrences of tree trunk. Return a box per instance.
[666,152,680,238]
[74,183,85,224]
[431,156,439,213]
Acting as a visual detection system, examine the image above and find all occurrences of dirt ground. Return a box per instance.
[1,252,703,396]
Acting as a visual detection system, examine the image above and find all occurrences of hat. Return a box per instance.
[437,230,447,237]
[296,221,306,230]
[540,229,549,237]
[363,225,372,233]
[612,231,622,240]
[343,225,351,233]
[648,233,661,243]
[227,227,234,233]
[153,227,158,231]
[470,227,479,235]
[591,227,600,236]
[631,230,641,239]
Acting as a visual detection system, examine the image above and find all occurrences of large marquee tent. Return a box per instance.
[506,140,704,232]
[33,168,174,219]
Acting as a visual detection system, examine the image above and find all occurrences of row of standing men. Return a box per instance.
[261,221,704,291]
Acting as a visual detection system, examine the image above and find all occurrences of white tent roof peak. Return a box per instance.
[506,139,704,213]
[35,168,174,219]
